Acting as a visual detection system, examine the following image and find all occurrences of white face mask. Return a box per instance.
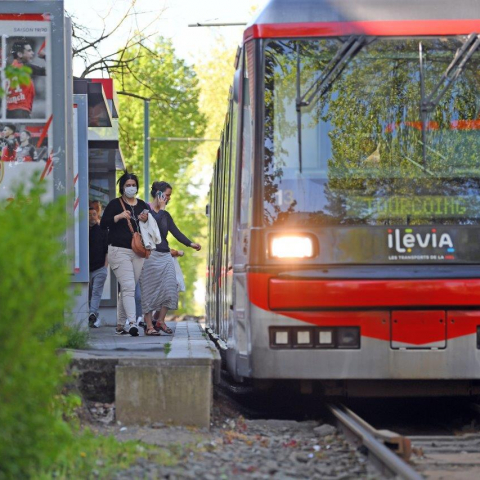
[124,186,137,198]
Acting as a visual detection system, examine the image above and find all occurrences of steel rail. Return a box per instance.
[328,404,423,480]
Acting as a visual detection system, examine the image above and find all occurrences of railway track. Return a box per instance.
[217,373,480,478]
[328,404,422,479]
[409,433,480,478]
[407,403,480,478]
[330,401,480,479]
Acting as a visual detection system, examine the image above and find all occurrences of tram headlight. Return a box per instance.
[316,328,335,348]
[337,327,360,349]
[270,235,314,259]
[293,328,314,348]
[270,327,292,347]
[269,327,360,349]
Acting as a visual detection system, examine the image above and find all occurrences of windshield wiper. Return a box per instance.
[295,36,366,173]
[296,35,366,110]
[419,33,480,165]
[421,33,480,114]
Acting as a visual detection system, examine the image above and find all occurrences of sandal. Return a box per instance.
[154,322,173,335]
[145,327,161,336]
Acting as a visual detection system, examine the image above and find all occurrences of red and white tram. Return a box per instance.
[206,0,480,396]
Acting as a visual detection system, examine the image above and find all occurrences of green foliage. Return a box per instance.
[0,63,32,98]
[115,38,207,312]
[61,323,90,349]
[38,429,176,479]
[4,64,32,94]
[0,181,74,479]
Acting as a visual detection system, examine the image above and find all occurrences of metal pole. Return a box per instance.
[144,99,150,201]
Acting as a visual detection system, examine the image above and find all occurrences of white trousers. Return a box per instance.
[108,246,145,328]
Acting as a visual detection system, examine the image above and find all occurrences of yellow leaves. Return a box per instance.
[222,429,269,449]
[223,430,250,444]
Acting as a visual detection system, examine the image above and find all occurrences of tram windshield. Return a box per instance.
[263,37,480,227]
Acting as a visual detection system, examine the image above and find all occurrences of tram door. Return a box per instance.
[222,96,238,341]
[215,128,228,337]
[213,144,224,335]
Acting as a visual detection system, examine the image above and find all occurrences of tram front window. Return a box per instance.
[263,37,480,227]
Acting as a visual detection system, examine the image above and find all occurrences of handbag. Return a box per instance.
[119,198,151,259]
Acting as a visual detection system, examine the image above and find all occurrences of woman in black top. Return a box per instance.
[100,172,149,336]
[139,181,201,335]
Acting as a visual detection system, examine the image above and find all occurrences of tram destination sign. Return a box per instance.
[346,195,480,219]
[323,225,480,264]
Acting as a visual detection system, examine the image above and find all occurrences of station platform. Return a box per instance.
[69,321,220,429]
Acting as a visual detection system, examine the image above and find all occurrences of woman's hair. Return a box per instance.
[150,181,172,198]
[117,172,140,195]
[89,200,102,216]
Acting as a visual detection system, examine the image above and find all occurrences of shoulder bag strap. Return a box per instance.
[118,197,135,235]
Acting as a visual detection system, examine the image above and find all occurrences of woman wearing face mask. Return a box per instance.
[100,172,149,336]
[140,181,201,336]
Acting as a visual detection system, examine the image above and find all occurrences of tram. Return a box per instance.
[206,0,480,396]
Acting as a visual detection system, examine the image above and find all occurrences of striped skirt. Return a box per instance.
[139,251,178,313]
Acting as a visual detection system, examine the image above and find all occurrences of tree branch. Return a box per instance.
[117,91,151,101]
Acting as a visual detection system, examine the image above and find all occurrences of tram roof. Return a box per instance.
[245,0,480,41]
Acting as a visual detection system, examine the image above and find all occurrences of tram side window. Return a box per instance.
[240,46,253,228]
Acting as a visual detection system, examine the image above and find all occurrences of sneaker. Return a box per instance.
[89,313,98,328]
[125,323,139,337]
[115,327,128,335]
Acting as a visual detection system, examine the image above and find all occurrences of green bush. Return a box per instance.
[0,182,74,479]
[38,431,177,479]
[61,324,90,350]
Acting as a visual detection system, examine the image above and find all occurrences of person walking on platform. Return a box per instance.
[88,207,108,328]
[100,172,149,336]
[140,181,201,336]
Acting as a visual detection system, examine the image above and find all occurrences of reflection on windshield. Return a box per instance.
[263,37,480,227]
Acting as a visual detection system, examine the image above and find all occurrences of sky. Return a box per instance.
[65,0,263,76]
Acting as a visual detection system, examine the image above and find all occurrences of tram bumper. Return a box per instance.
[248,305,480,380]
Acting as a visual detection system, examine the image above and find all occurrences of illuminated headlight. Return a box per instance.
[270,235,314,259]
[337,327,360,349]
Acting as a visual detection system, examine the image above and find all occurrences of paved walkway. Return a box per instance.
[84,321,218,360]
[87,322,175,354]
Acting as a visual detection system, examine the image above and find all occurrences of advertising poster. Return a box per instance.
[0,15,52,201]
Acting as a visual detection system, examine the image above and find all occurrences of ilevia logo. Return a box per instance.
[387,228,456,260]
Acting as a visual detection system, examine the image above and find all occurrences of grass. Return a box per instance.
[164,342,171,356]
[37,429,178,479]
[62,324,90,349]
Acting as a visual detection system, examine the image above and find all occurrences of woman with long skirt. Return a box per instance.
[140,181,201,336]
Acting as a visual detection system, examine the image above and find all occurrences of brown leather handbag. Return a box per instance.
[119,198,151,259]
